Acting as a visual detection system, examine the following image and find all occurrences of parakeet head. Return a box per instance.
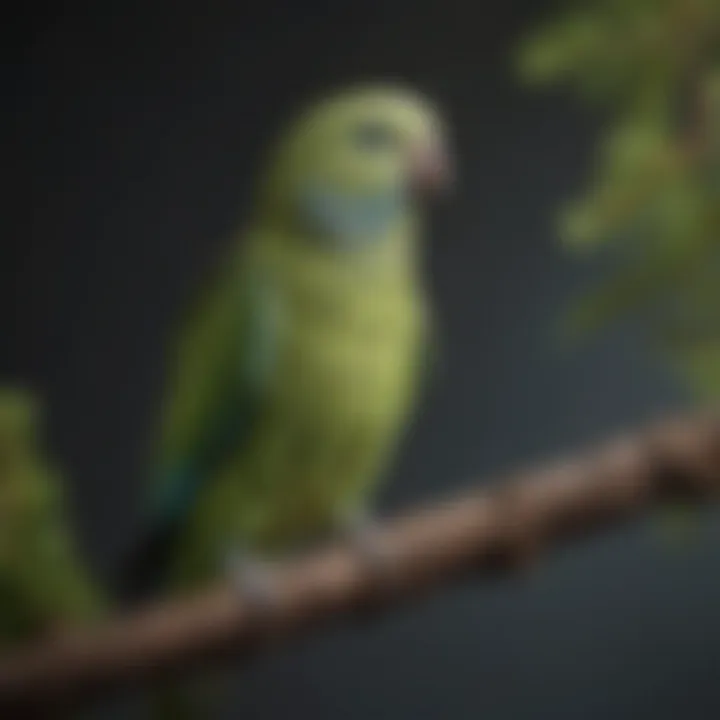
[258,83,452,248]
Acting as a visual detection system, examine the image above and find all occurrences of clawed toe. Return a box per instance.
[224,550,280,613]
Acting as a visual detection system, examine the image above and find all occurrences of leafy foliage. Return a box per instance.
[516,0,720,397]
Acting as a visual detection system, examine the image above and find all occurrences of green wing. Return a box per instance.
[149,248,281,532]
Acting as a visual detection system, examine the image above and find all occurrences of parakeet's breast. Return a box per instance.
[171,239,429,582]
[276,259,424,433]
[227,246,426,550]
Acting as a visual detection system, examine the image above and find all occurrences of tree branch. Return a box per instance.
[2,411,720,715]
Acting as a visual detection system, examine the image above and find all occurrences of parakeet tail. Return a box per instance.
[114,517,182,606]
[115,465,202,605]
[150,685,202,720]
[149,662,233,719]
[652,503,701,548]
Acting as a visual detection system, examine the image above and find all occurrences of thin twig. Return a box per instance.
[1,411,720,715]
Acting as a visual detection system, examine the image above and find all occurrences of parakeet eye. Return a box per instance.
[351,122,397,151]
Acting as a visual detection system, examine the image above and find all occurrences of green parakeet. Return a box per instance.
[121,83,452,603]
[0,388,104,647]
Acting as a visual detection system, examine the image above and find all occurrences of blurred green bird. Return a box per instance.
[121,83,453,602]
[0,388,103,647]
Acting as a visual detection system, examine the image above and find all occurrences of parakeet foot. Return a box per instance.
[223,550,280,614]
[337,508,395,581]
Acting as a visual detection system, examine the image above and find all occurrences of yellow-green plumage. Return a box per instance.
[0,389,104,645]
[169,229,428,586]
[143,84,449,593]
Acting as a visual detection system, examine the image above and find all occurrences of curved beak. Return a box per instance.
[408,137,453,199]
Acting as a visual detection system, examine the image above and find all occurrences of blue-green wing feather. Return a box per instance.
[151,267,280,528]
[119,256,280,600]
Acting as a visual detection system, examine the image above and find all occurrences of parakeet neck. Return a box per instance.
[252,213,423,285]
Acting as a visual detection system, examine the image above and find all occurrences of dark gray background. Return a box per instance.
[4,0,720,718]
